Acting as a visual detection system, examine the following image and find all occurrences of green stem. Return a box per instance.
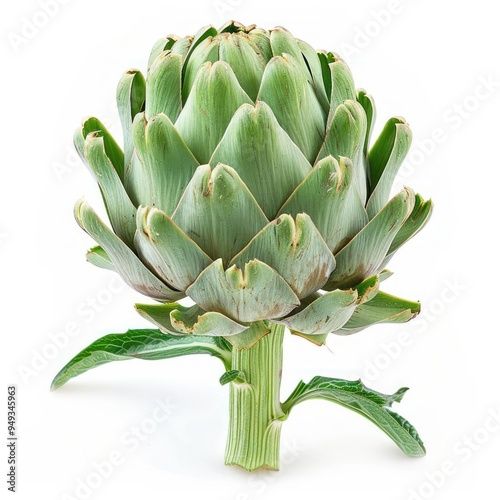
[224,323,286,471]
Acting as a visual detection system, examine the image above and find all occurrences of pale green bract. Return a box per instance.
[54,21,432,472]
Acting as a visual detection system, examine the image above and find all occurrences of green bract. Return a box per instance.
[54,21,432,472]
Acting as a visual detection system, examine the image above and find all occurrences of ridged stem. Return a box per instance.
[224,323,286,471]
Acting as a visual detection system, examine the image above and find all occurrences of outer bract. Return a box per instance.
[53,21,432,472]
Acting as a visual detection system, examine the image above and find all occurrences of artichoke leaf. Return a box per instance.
[318,51,335,100]
[296,40,330,113]
[247,27,273,63]
[181,36,220,103]
[218,20,247,34]
[148,35,179,70]
[76,116,124,180]
[80,131,137,248]
[224,320,271,350]
[286,275,379,338]
[170,36,194,59]
[188,24,218,54]
[379,268,394,282]
[328,59,357,117]
[269,27,312,81]
[123,151,149,208]
[278,156,368,254]
[353,274,380,304]
[146,51,183,121]
[230,213,335,299]
[257,53,326,163]
[133,112,199,215]
[210,100,311,219]
[186,259,300,323]
[116,69,146,169]
[325,188,415,290]
[181,24,219,101]
[86,245,115,272]
[176,60,253,164]
[357,89,376,193]
[366,117,412,218]
[172,164,269,266]
[291,331,330,346]
[135,206,213,291]
[383,194,433,265]
[317,100,368,203]
[338,290,420,335]
[74,199,183,301]
[275,289,358,335]
[218,33,265,101]
[357,89,376,157]
[135,301,248,336]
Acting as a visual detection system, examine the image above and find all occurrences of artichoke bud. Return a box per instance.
[75,21,432,339]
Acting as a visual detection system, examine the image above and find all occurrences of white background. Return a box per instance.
[2,1,499,499]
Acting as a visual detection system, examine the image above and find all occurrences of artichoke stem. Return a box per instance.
[224,323,286,471]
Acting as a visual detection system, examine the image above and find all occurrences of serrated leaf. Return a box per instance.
[282,376,425,457]
[50,329,232,390]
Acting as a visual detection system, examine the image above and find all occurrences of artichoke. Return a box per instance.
[53,21,433,471]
